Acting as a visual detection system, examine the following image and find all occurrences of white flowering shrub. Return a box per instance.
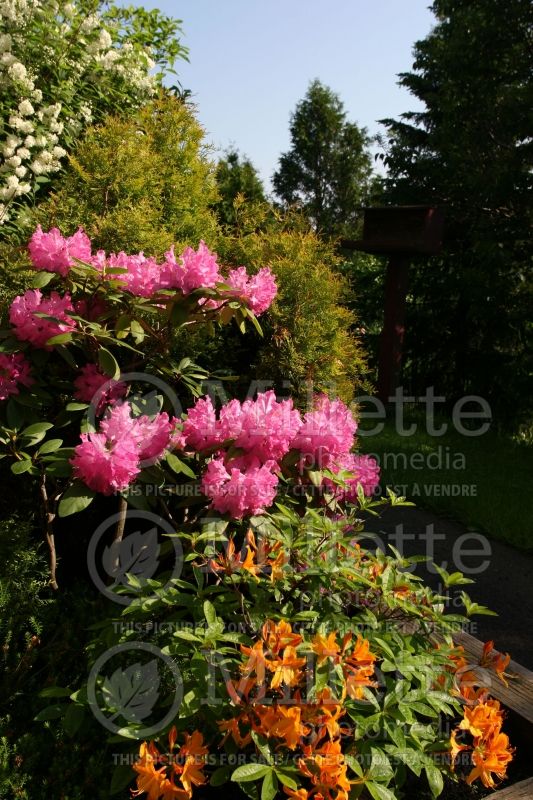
[0,0,187,231]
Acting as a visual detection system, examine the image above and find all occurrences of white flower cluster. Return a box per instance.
[0,0,158,224]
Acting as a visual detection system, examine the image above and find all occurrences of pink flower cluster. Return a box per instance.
[26,226,277,316]
[28,225,92,277]
[73,364,127,415]
[0,352,34,400]
[176,391,379,518]
[9,289,76,349]
[71,402,172,495]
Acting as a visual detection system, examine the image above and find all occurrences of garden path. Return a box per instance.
[364,506,533,668]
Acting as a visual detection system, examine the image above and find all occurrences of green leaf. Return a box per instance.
[46,332,74,346]
[58,482,96,517]
[166,452,196,479]
[21,422,53,443]
[38,439,63,454]
[39,686,72,698]
[110,764,135,795]
[98,347,121,380]
[366,781,397,800]
[261,771,278,800]
[203,600,216,625]
[34,704,66,721]
[275,771,298,790]
[63,703,85,736]
[425,764,444,798]
[31,271,54,288]
[11,459,32,474]
[210,765,232,787]
[231,763,272,782]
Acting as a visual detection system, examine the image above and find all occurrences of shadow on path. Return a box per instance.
[364,506,533,669]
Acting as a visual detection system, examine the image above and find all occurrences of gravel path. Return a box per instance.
[364,506,533,669]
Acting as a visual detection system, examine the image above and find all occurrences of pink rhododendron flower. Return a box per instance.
[71,432,140,495]
[9,289,76,349]
[180,396,220,451]
[225,266,277,315]
[218,390,302,464]
[325,453,381,500]
[107,252,162,298]
[161,241,222,295]
[100,402,172,464]
[0,352,34,400]
[202,456,279,517]
[28,225,91,277]
[74,296,107,321]
[73,364,126,415]
[291,394,357,469]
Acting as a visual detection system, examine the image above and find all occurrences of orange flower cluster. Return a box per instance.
[132,727,208,800]
[449,640,514,789]
[219,621,379,800]
[209,530,287,581]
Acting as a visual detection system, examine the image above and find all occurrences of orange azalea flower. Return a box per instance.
[132,742,174,800]
[178,733,208,797]
[344,664,377,700]
[466,729,514,789]
[240,640,271,684]
[218,714,253,747]
[283,789,310,800]
[269,645,307,689]
[298,739,351,800]
[312,632,340,665]
[262,619,303,653]
[303,688,345,743]
[269,543,287,581]
[459,699,503,738]
[479,641,511,686]
[209,537,258,577]
[347,635,377,668]
[254,704,309,750]
[449,729,468,764]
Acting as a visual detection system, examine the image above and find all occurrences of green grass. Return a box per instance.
[358,413,533,551]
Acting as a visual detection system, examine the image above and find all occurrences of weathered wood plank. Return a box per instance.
[489,776,533,799]
[454,630,533,725]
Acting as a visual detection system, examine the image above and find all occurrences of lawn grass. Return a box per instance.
[358,412,533,551]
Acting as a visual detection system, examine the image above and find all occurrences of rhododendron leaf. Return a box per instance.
[66,402,89,411]
[58,482,96,517]
[166,452,196,479]
[98,347,121,380]
[231,763,272,782]
[46,333,74,346]
[39,686,71,698]
[31,272,54,289]
[38,439,63,454]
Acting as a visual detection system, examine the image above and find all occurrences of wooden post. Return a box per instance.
[377,255,409,403]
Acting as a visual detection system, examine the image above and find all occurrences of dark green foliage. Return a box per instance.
[273,79,373,236]
[214,149,266,227]
[379,0,533,427]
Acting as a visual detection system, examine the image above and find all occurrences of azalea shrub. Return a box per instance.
[0,226,515,800]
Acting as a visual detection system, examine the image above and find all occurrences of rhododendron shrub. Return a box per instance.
[1,227,515,800]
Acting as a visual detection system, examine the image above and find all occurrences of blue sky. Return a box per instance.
[136,1,435,190]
